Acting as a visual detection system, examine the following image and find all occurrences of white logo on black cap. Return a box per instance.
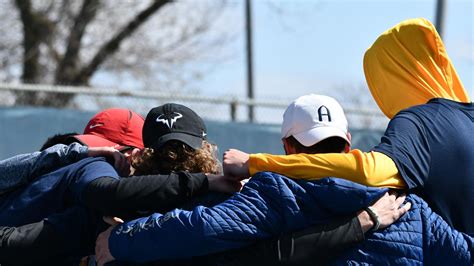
[156,112,183,129]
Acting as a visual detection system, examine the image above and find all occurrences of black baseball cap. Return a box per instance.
[143,103,207,150]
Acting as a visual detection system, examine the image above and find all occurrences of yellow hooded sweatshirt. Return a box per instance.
[248,18,470,188]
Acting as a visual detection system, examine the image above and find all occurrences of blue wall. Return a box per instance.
[0,107,383,160]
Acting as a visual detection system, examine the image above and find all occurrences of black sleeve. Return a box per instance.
[275,215,364,265]
[0,206,100,266]
[0,222,55,265]
[205,215,364,266]
[82,172,209,218]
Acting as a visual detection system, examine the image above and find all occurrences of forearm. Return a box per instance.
[107,198,365,263]
[280,216,364,264]
[82,172,209,217]
[201,215,365,266]
[0,221,67,265]
[29,143,88,176]
[109,212,200,262]
[0,143,88,194]
[249,150,406,188]
[109,208,255,263]
[0,206,100,265]
[256,216,364,265]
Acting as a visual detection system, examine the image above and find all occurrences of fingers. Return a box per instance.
[95,227,114,266]
[399,202,412,215]
[388,190,398,196]
[223,148,239,155]
[103,216,124,226]
[394,198,412,219]
[89,147,131,176]
[387,191,397,202]
[371,191,412,230]
[95,234,105,265]
[222,149,235,160]
[394,193,407,207]
[372,192,391,208]
[112,151,130,176]
[390,202,412,223]
[222,150,251,179]
[392,192,409,218]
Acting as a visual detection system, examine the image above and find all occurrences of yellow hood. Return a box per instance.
[363,18,470,119]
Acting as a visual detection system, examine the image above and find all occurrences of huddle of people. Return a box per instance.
[0,18,472,266]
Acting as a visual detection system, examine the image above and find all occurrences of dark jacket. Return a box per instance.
[0,170,209,265]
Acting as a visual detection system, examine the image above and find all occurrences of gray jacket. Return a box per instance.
[0,143,88,195]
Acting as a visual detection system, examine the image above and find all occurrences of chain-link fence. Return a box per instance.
[0,82,389,129]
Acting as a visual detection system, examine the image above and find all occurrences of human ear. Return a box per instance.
[282,139,290,155]
[344,132,352,153]
[282,138,297,155]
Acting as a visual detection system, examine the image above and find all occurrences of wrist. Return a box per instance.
[79,145,89,158]
[364,206,381,232]
[357,210,374,233]
[247,155,254,176]
[87,147,100,157]
[206,174,217,191]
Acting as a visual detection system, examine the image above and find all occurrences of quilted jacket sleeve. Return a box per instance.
[423,200,474,265]
[330,194,473,265]
[109,204,274,263]
[107,173,387,263]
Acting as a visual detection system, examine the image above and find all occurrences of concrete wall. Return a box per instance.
[0,107,383,160]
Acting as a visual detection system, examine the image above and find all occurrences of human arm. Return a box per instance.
[95,178,409,265]
[426,223,474,265]
[421,197,474,265]
[82,172,240,218]
[224,114,433,190]
[0,206,97,265]
[210,192,411,266]
[208,216,363,266]
[224,148,405,188]
[0,143,87,194]
[0,222,63,265]
[0,143,129,195]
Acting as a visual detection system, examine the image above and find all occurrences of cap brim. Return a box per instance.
[293,126,349,147]
[73,135,124,150]
[151,132,203,150]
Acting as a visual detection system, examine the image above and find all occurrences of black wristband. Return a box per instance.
[364,206,381,231]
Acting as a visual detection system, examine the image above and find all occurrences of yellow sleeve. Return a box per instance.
[249,150,406,189]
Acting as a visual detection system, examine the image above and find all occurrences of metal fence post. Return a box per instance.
[230,100,237,122]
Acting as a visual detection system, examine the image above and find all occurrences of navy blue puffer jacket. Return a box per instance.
[109,172,473,265]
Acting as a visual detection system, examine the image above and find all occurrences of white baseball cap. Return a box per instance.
[281,94,350,147]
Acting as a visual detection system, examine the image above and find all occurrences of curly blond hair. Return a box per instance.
[132,140,221,175]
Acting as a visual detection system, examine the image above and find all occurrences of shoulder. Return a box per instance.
[64,157,119,178]
[70,157,110,169]
[398,103,436,117]
[397,100,450,120]
[388,102,442,131]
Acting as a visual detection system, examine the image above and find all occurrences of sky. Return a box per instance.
[87,0,473,126]
[193,0,473,121]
